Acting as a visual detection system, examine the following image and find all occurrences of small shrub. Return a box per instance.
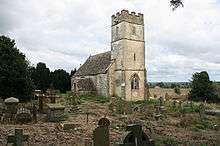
[174,86,181,95]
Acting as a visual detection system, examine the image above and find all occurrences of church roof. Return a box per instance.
[74,51,111,76]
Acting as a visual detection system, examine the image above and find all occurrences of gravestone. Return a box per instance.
[15,107,32,124]
[50,96,56,103]
[4,97,19,114]
[93,118,110,146]
[7,128,29,146]
[60,123,80,131]
[114,124,154,146]
[3,97,19,123]
[46,103,65,122]
[159,96,164,106]
[205,109,220,117]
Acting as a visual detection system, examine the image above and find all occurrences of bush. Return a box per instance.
[174,86,181,95]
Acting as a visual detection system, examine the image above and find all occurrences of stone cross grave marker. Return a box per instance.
[114,124,155,146]
[7,128,29,146]
[38,95,44,113]
[93,117,110,146]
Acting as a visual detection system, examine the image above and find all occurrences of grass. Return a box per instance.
[134,98,160,105]
[79,94,110,103]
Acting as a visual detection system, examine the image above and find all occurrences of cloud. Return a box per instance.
[0,0,220,82]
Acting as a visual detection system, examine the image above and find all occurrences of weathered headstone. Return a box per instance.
[15,107,32,124]
[114,124,154,146]
[159,96,164,106]
[60,123,80,131]
[3,97,19,123]
[4,97,19,114]
[46,103,65,122]
[50,96,56,103]
[93,118,110,146]
[205,109,220,117]
[7,128,29,146]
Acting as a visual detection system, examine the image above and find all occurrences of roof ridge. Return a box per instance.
[90,51,111,57]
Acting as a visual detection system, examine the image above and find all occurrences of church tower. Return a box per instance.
[110,10,146,101]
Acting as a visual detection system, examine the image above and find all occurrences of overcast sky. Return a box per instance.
[0,0,220,82]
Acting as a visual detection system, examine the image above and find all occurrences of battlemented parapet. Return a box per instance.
[112,9,144,26]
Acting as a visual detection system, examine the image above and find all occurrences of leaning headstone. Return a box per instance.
[7,128,29,146]
[114,124,154,146]
[93,117,110,146]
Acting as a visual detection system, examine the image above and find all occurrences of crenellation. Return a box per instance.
[112,10,144,26]
[131,11,136,16]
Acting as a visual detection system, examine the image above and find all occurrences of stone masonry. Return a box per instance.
[71,10,147,101]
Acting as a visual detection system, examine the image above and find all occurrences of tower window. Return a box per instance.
[132,26,136,35]
[131,74,139,90]
[134,53,136,61]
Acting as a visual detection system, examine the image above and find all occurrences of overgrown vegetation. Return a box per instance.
[78,94,110,103]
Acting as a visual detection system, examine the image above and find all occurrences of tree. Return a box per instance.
[0,35,34,101]
[213,82,220,100]
[70,68,77,76]
[51,69,71,93]
[188,71,219,102]
[170,0,184,11]
[156,82,165,88]
[32,62,50,93]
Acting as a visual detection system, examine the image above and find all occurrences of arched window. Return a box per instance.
[131,74,139,90]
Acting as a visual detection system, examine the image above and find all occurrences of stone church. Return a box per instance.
[71,10,147,101]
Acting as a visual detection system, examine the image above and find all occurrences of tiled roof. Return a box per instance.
[74,51,111,76]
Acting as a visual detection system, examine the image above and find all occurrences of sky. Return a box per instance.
[0,0,220,82]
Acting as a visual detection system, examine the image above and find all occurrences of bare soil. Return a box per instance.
[0,100,219,146]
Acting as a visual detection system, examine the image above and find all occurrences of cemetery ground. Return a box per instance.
[0,93,220,146]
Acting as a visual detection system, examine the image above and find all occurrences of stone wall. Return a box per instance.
[149,88,190,99]
[96,74,109,97]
